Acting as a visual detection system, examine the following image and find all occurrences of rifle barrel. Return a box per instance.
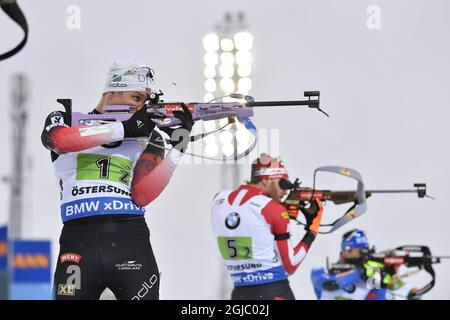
[246,100,319,107]
[367,189,421,194]
[323,189,420,194]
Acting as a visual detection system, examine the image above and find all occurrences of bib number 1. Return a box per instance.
[96,157,111,179]
[76,153,132,186]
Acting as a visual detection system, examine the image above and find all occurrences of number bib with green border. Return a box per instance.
[211,189,288,287]
[53,140,146,222]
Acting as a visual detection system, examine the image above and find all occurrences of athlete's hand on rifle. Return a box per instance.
[160,103,194,153]
[122,106,161,138]
[300,197,323,234]
[362,260,393,289]
[322,280,341,292]
[407,288,421,300]
[286,204,300,220]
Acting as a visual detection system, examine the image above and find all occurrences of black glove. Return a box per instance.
[299,198,323,233]
[407,289,421,300]
[322,280,340,292]
[122,106,159,138]
[160,103,194,153]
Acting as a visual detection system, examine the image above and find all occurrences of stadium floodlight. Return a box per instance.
[203,33,220,52]
[220,38,235,52]
[204,52,219,66]
[203,133,217,145]
[203,12,254,301]
[204,78,217,93]
[204,143,219,157]
[237,64,252,77]
[235,127,251,145]
[219,64,234,78]
[233,32,253,51]
[237,77,252,93]
[219,131,233,145]
[221,144,234,157]
[220,52,235,65]
[204,66,216,78]
[203,13,253,161]
[219,78,235,93]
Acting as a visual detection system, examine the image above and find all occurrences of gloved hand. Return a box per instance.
[286,204,300,219]
[363,260,393,289]
[299,197,323,234]
[322,280,341,291]
[122,106,160,138]
[159,103,194,153]
[407,288,421,300]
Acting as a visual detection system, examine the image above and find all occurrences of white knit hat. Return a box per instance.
[103,62,155,93]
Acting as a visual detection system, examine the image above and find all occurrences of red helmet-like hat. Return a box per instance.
[251,153,289,181]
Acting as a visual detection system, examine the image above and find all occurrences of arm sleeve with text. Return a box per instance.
[41,111,124,154]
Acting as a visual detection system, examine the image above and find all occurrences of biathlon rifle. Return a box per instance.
[56,91,327,161]
[281,166,433,233]
[327,246,450,297]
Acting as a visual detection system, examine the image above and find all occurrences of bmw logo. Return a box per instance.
[225,212,240,229]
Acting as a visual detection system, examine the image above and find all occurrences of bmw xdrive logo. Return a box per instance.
[225,212,240,229]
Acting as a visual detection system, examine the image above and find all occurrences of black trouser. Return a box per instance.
[53,215,159,300]
[231,279,295,300]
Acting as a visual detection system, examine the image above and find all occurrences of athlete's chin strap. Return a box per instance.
[0,0,28,61]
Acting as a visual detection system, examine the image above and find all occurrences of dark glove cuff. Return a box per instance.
[301,231,316,246]
[121,121,130,137]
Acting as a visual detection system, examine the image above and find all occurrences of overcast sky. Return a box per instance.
[1,0,449,299]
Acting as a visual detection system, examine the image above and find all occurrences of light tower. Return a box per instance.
[202,12,254,163]
[202,11,254,299]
